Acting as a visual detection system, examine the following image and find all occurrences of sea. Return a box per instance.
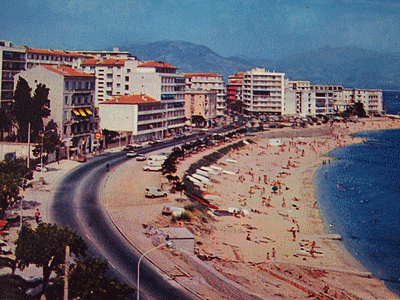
[315,90,400,295]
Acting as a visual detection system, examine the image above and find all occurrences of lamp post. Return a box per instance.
[136,240,174,300]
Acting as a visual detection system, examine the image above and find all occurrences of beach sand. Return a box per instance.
[105,117,400,299]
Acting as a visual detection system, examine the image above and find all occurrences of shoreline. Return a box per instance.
[183,118,400,299]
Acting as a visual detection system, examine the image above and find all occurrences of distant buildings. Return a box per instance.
[284,80,383,117]
[14,65,98,156]
[0,38,386,152]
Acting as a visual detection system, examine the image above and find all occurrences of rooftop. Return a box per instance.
[26,48,84,57]
[43,65,95,77]
[81,57,127,67]
[100,94,159,105]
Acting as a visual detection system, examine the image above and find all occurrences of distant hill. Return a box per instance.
[121,41,400,90]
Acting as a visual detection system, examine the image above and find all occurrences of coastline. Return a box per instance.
[102,117,400,299]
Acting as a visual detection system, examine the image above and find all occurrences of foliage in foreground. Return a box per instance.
[15,223,87,295]
[0,158,32,218]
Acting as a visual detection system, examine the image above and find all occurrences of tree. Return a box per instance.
[0,159,32,219]
[32,134,60,161]
[102,129,119,149]
[15,223,87,296]
[0,107,14,142]
[12,77,51,143]
[69,257,134,300]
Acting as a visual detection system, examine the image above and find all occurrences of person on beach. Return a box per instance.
[35,208,40,223]
[272,248,276,259]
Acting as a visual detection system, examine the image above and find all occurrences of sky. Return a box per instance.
[1,0,400,60]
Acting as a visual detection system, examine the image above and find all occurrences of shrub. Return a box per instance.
[184,204,195,212]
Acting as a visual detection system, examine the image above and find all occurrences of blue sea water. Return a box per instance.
[315,128,400,295]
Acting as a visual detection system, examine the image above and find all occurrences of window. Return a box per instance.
[125,76,129,82]
[125,85,129,91]
[65,96,68,105]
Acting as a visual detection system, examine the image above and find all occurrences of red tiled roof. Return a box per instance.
[43,65,95,77]
[81,58,126,67]
[26,48,84,57]
[138,61,176,68]
[100,94,159,105]
[184,73,222,78]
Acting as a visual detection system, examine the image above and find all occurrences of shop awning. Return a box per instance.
[85,108,93,115]
[78,108,87,116]
[72,109,80,116]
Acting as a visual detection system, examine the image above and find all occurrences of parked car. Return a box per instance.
[77,155,87,162]
[145,186,167,198]
[126,150,138,158]
[35,163,48,172]
[148,140,162,146]
[136,154,146,161]
[143,164,162,171]
[131,143,143,149]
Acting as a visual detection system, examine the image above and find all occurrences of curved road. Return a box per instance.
[49,151,197,300]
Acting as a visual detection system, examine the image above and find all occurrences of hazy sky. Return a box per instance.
[1,0,400,59]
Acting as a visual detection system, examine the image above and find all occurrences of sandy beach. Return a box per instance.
[104,117,400,300]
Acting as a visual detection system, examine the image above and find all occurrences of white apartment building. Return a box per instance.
[15,65,98,156]
[80,57,140,106]
[242,68,285,116]
[184,73,226,117]
[284,80,383,117]
[284,80,311,116]
[130,61,186,137]
[99,94,165,143]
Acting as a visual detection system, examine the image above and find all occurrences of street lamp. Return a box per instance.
[136,240,174,300]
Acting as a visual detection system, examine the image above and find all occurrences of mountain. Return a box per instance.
[121,41,400,90]
[123,40,264,79]
[274,46,400,90]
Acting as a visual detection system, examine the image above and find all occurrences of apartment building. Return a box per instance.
[80,56,140,105]
[342,88,383,116]
[99,94,165,143]
[227,72,244,106]
[242,68,285,116]
[185,90,217,127]
[284,80,311,116]
[15,65,97,156]
[0,40,26,107]
[130,61,186,137]
[184,73,226,117]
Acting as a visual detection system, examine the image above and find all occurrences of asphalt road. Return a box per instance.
[49,151,197,300]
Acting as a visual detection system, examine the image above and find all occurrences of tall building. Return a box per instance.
[99,94,166,143]
[130,61,186,137]
[15,65,98,156]
[242,68,285,116]
[284,80,311,116]
[80,57,140,105]
[184,73,226,117]
[0,40,26,107]
[227,72,244,107]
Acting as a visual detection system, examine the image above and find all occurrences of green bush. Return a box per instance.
[184,204,195,212]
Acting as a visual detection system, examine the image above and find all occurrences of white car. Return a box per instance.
[35,164,48,172]
[145,186,167,198]
[143,164,162,171]
[126,150,138,158]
